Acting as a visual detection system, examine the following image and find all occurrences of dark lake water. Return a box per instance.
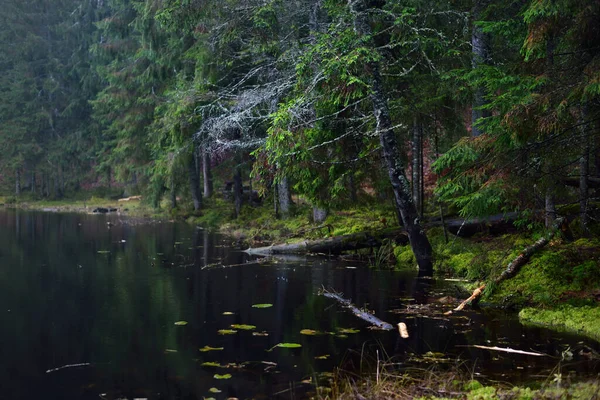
[0,210,598,399]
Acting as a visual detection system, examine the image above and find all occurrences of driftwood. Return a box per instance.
[243,228,408,256]
[449,217,565,313]
[320,289,393,330]
[459,345,547,357]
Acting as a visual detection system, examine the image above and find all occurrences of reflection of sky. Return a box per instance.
[0,210,598,399]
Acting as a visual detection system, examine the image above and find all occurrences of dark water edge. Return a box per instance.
[0,210,598,399]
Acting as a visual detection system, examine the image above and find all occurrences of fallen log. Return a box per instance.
[319,289,393,330]
[444,212,519,237]
[449,217,565,313]
[243,228,408,256]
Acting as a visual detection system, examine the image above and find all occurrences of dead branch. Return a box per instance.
[319,288,393,330]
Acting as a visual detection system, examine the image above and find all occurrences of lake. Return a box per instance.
[0,210,597,399]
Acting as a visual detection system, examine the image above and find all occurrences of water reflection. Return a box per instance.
[0,210,598,399]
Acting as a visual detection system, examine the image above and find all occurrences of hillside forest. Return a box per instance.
[1,0,599,268]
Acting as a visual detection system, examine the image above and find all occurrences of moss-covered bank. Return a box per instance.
[520,305,600,342]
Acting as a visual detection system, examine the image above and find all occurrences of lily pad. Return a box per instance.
[199,346,224,352]
[252,303,273,309]
[336,334,348,339]
[315,354,330,360]
[209,387,222,393]
[201,362,222,367]
[267,342,302,352]
[164,349,178,353]
[97,250,110,254]
[222,311,235,315]
[300,329,320,336]
[174,321,188,326]
[338,328,359,334]
[214,373,232,380]
[231,324,256,330]
[253,331,269,337]
[218,329,238,335]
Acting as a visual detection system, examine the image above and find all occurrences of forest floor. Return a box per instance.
[5,195,600,398]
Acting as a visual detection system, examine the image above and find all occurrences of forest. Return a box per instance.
[1,0,599,238]
[1,0,600,397]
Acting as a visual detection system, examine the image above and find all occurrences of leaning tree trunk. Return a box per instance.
[348,0,433,275]
[471,0,491,137]
[189,152,202,211]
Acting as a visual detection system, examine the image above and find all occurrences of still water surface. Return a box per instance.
[0,210,598,399]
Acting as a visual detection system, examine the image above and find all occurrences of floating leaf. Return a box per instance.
[199,346,224,352]
[231,324,256,330]
[336,334,348,339]
[315,354,330,360]
[214,373,232,380]
[267,343,302,352]
[218,329,238,335]
[222,311,235,315]
[253,331,269,337]
[252,303,273,309]
[201,362,222,367]
[338,328,359,334]
[209,387,222,393]
[164,349,178,353]
[300,329,320,336]
[97,250,110,254]
[174,321,188,326]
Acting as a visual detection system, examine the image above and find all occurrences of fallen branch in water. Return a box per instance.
[319,288,393,330]
[449,218,565,314]
[46,363,92,374]
[459,345,547,357]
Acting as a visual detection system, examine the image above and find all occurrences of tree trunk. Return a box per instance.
[234,163,243,218]
[189,152,202,211]
[471,0,491,137]
[278,176,292,219]
[313,207,328,224]
[15,169,21,197]
[545,190,556,229]
[580,108,590,236]
[202,146,213,198]
[411,117,423,217]
[30,171,36,194]
[170,174,177,209]
[348,0,433,275]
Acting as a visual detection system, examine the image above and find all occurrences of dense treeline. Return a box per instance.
[1,0,599,269]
